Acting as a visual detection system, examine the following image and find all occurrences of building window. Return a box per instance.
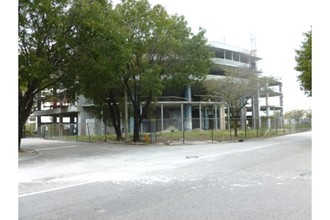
[233,52,240,62]
[240,54,249,64]
[215,49,225,59]
[225,50,233,60]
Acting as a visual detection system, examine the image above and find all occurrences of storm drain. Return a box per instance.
[185,156,199,159]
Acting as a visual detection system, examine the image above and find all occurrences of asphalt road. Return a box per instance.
[19,131,311,220]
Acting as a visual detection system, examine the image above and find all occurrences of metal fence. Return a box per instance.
[39,117,311,144]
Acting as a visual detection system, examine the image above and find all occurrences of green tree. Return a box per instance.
[284,109,306,125]
[206,72,272,137]
[115,0,214,141]
[19,0,75,150]
[67,0,127,140]
[295,28,312,97]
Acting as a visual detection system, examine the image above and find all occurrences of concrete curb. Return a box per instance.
[19,149,39,161]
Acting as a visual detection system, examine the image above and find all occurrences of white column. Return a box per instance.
[181,104,184,131]
[266,81,271,129]
[199,104,202,129]
[161,104,164,132]
[214,104,218,129]
[140,104,143,133]
[124,92,128,140]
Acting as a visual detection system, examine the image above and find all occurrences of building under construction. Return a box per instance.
[31,41,284,137]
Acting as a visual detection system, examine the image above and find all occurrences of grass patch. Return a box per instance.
[45,126,311,144]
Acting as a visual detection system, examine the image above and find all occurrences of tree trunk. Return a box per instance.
[19,89,36,152]
[131,95,153,142]
[233,118,239,137]
[107,101,122,141]
[133,105,140,142]
[232,107,241,138]
[19,118,24,152]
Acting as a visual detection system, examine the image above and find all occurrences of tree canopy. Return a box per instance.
[67,0,128,140]
[19,0,214,145]
[18,0,76,150]
[295,28,312,97]
[113,0,214,141]
[284,109,306,125]
[205,72,274,137]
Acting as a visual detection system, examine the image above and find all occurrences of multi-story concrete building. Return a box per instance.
[31,41,284,136]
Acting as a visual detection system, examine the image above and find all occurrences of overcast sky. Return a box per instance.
[139,0,312,112]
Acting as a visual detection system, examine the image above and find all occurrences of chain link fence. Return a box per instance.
[40,117,311,144]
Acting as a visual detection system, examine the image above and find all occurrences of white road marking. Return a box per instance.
[19,181,93,198]
[35,145,78,151]
[19,139,294,198]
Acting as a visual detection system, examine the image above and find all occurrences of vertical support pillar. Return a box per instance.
[266,81,271,129]
[227,104,231,132]
[204,107,209,130]
[140,104,143,134]
[184,85,192,130]
[70,115,75,135]
[219,102,225,130]
[181,104,184,131]
[161,104,164,132]
[124,92,128,140]
[240,98,246,130]
[279,83,284,128]
[253,89,261,129]
[214,104,218,130]
[37,116,41,136]
[199,104,202,130]
[52,116,57,123]
[129,117,134,133]
[37,92,41,136]
[59,115,63,139]
[252,96,256,129]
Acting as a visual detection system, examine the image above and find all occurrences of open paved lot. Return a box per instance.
[19,132,311,220]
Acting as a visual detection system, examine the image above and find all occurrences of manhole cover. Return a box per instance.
[300,172,311,177]
[186,156,199,159]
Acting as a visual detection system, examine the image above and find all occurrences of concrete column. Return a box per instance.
[279,83,284,127]
[266,81,271,129]
[161,104,164,132]
[240,98,245,130]
[70,115,75,135]
[227,105,231,131]
[184,85,192,130]
[199,104,202,130]
[52,116,57,123]
[220,102,225,130]
[204,107,209,130]
[253,89,261,129]
[77,109,94,136]
[37,116,41,136]
[252,96,256,129]
[140,104,143,133]
[37,92,42,136]
[129,117,134,133]
[181,104,184,131]
[124,92,128,140]
[59,115,63,138]
[214,104,218,129]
